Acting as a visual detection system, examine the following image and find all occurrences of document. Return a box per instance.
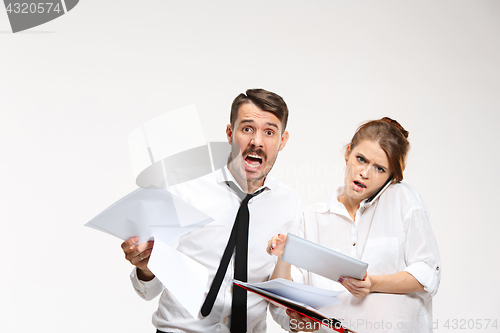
[85,187,214,245]
[85,106,232,319]
[234,279,356,333]
[148,237,208,319]
[85,187,215,318]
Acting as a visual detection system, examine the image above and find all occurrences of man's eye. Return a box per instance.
[265,130,274,136]
[243,127,252,133]
[357,156,365,163]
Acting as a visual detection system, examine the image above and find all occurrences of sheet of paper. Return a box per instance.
[85,187,218,318]
[85,187,214,245]
[148,237,208,319]
[87,106,229,319]
[249,278,342,309]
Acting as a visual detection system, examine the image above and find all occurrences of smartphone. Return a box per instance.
[365,177,394,205]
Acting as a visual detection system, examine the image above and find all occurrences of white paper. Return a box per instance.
[85,187,215,317]
[248,278,342,309]
[85,187,214,245]
[148,238,208,319]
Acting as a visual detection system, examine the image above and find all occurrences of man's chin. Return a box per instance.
[242,171,266,183]
[230,160,272,184]
[230,166,263,182]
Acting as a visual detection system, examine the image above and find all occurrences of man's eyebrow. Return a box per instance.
[239,119,279,129]
[239,119,255,125]
[266,122,279,129]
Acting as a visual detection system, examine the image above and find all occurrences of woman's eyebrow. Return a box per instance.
[358,153,369,162]
[374,163,389,170]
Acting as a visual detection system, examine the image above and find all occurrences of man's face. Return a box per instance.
[226,102,289,191]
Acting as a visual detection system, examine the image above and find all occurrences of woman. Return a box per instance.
[267,118,441,333]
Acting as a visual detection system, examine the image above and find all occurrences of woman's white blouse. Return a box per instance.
[280,183,441,333]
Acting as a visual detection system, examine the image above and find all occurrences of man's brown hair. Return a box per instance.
[230,89,289,132]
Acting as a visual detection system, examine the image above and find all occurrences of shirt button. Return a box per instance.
[222,318,227,324]
[436,266,440,271]
[352,242,356,246]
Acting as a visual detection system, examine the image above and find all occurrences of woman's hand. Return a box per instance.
[267,234,293,280]
[338,272,372,298]
[287,309,321,332]
[266,234,287,257]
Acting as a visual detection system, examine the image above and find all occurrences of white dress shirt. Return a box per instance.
[130,166,302,333]
[272,183,441,333]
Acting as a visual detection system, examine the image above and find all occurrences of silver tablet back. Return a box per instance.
[282,233,368,281]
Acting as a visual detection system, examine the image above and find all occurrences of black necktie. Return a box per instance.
[201,183,264,332]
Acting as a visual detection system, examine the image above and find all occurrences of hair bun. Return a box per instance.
[381,117,409,139]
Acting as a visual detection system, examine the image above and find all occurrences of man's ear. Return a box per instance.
[226,124,233,144]
[344,144,351,163]
[278,131,289,151]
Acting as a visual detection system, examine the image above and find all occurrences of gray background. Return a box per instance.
[1,1,499,332]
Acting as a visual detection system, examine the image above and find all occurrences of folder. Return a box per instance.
[233,279,356,332]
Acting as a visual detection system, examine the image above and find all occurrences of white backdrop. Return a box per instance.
[1,1,499,332]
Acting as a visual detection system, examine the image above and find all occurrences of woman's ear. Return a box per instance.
[344,144,351,163]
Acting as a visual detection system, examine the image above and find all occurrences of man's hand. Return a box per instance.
[287,310,321,332]
[266,234,287,257]
[121,237,155,281]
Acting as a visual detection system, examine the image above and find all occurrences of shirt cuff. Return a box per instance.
[130,267,161,300]
[404,261,441,297]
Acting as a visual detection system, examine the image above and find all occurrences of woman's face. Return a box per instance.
[343,140,392,203]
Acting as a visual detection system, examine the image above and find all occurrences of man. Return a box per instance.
[121,89,302,332]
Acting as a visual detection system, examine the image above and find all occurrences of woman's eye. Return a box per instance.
[357,156,365,163]
[376,166,385,173]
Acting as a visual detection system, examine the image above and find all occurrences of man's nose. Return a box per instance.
[251,131,264,147]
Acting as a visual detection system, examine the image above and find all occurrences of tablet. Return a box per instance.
[282,233,368,281]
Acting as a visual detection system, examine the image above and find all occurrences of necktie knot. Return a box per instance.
[225,181,265,202]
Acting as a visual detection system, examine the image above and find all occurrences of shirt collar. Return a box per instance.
[216,165,273,193]
[315,185,375,215]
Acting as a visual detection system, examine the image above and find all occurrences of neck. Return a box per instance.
[338,189,363,221]
[244,180,264,194]
[227,163,265,194]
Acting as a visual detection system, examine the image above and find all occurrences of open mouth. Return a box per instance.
[353,180,366,189]
[244,154,263,170]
